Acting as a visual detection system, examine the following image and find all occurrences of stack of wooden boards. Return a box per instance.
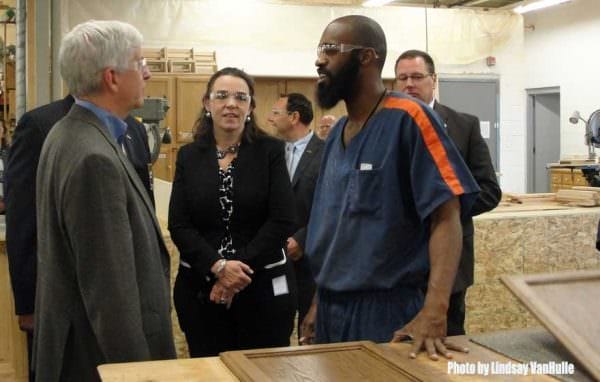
[495,193,568,213]
[555,186,600,207]
[494,188,600,213]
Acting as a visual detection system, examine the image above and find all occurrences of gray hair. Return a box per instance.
[59,20,143,97]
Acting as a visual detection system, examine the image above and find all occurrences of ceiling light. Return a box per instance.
[514,0,571,14]
[362,0,395,7]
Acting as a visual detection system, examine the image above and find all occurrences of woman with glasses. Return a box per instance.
[169,67,297,356]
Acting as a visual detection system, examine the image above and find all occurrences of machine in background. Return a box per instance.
[569,109,600,186]
[131,97,171,163]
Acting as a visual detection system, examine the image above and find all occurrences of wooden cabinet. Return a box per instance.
[175,77,208,143]
[144,75,209,145]
[152,145,173,182]
[253,78,285,136]
[573,169,588,186]
[144,75,206,181]
[549,167,589,192]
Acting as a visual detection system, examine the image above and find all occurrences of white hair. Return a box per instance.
[58,20,143,97]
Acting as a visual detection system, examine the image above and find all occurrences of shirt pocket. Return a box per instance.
[348,168,382,216]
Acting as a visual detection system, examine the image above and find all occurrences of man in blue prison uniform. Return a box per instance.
[303,15,480,360]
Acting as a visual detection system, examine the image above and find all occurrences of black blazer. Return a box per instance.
[168,133,296,276]
[290,133,324,249]
[4,95,153,315]
[433,101,502,292]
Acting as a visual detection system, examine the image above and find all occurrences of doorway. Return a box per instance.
[526,88,560,193]
[438,78,500,171]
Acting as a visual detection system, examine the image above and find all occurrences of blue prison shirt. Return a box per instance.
[305,91,480,293]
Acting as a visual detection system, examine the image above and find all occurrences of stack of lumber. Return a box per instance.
[492,193,569,213]
[555,187,600,206]
[558,156,598,165]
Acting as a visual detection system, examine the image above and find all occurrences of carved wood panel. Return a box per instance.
[220,341,429,382]
[502,270,600,381]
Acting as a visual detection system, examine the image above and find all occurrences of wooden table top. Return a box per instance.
[98,336,558,381]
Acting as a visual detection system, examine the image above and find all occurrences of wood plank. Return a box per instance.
[491,202,571,213]
[555,189,598,206]
[98,357,237,382]
[571,186,600,192]
[502,193,556,204]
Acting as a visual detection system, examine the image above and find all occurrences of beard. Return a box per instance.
[316,53,360,109]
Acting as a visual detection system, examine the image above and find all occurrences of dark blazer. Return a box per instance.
[168,133,296,275]
[290,133,325,249]
[289,133,324,322]
[434,101,502,292]
[34,105,175,381]
[4,95,153,316]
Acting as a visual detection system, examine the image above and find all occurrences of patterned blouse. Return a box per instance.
[217,160,236,259]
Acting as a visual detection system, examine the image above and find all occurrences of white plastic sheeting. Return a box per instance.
[60,0,521,76]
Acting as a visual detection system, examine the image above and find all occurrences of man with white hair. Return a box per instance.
[33,20,175,381]
[316,114,337,140]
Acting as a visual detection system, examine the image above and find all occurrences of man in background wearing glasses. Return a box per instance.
[33,20,175,381]
[304,15,480,360]
[395,49,501,337]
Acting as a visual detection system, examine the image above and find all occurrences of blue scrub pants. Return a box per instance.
[316,286,424,343]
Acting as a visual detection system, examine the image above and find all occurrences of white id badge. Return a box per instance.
[272,275,289,296]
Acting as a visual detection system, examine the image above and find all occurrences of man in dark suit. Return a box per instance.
[268,93,324,337]
[395,49,501,336]
[32,20,175,381]
[4,93,154,380]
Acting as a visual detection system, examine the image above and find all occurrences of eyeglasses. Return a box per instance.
[270,109,292,116]
[396,73,433,83]
[133,57,147,72]
[317,43,378,58]
[209,90,251,103]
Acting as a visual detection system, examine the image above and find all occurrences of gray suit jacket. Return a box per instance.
[34,105,175,381]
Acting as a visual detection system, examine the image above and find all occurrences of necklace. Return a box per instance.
[216,143,240,159]
[362,89,387,130]
[342,89,387,146]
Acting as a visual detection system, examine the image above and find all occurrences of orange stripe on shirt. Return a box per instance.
[384,97,465,195]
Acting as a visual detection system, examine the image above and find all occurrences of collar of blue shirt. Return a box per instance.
[75,98,128,145]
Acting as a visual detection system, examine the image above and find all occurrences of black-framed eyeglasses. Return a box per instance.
[209,90,251,103]
[396,73,433,83]
[317,43,379,58]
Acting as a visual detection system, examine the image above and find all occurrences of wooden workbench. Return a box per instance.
[98,336,558,381]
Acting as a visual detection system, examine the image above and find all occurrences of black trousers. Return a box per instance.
[293,257,316,337]
[446,290,467,336]
[174,261,297,357]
